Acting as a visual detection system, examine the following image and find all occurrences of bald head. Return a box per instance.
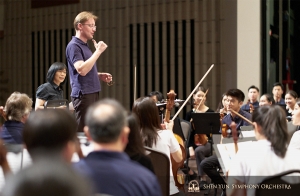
[85,99,127,143]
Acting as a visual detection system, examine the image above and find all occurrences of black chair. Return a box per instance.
[145,146,170,196]
[256,170,300,196]
[44,99,69,109]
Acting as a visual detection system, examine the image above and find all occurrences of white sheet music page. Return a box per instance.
[0,149,32,191]
[241,130,255,137]
[217,141,253,172]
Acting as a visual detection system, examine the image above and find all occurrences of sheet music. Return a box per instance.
[241,130,255,137]
[217,141,253,172]
[0,149,32,191]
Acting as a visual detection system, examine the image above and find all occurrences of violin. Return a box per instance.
[164,90,186,191]
[247,99,254,114]
[191,89,209,146]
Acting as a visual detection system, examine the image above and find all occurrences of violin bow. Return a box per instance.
[172,64,214,121]
[195,89,209,112]
[228,109,254,125]
[134,64,137,101]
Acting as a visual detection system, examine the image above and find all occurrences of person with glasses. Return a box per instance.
[66,11,113,132]
[0,92,32,144]
[35,62,68,110]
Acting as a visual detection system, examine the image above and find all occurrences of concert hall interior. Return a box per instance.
[1,0,300,196]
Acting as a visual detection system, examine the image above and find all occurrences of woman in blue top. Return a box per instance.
[35,62,67,110]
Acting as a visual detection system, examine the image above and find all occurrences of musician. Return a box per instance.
[185,86,214,188]
[149,91,165,116]
[148,91,164,103]
[125,113,154,173]
[289,100,300,150]
[285,90,298,120]
[241,85,259,113]
[200,89,251,196]
[1,92,32,144]
[272,82,285,105]
[35,62,67,110]
[259,93,274,106]
[227,106,300,196]
[75,99,161,196]
[132,97,184,196]
[216,93,229,114]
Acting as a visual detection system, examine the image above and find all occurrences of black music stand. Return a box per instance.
[191,113,221,155]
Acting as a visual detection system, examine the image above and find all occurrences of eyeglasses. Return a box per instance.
[82,24,97,29]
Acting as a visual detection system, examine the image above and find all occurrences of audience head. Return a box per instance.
[124,113,145,157]
[2,160,92,196]
[23,109,77,161]
[74,11,98,30]
[225,89,245,112]
[291,100,300,126]
[132,97,161,147]
[272,82,284,99]
[46,62,67,86]
[285,90,298,110]
[193,86,207,106]
[84,99,129,149]
[247,85,259,102]
[148,91,164,103]
[252,105,288,158]
[259,94,274,106]
[5,92,32,123]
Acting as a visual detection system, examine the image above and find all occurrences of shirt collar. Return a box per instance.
[72,36,88,46]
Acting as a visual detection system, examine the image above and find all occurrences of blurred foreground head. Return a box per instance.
[2,160,92,196]
[23,109,77,161]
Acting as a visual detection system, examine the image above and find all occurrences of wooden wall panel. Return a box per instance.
[0,0,222,120]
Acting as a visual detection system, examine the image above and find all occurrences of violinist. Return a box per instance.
[227,106,300,196]
[259,93,274,106]
[200,89,252,196]
[132,97,184,196]
[240,85,259,113]
[216,93,229,115]
[184,86,214,187]
[148,91,164,104]
[149,91,165,116]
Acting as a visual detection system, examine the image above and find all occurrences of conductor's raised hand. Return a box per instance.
[92,39,108,54]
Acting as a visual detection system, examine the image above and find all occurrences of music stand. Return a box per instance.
[191,113,221,155]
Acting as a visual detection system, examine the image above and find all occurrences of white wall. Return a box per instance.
[237,0,261,102]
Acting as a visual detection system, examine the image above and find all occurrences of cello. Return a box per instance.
[164,90,186,191]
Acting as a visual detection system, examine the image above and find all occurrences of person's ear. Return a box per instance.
[84,126,92,141]
[121,126,130,145]
[253,122,261,133]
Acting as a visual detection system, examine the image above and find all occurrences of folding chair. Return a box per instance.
[256,170,300,196]
[145,146,170,196]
